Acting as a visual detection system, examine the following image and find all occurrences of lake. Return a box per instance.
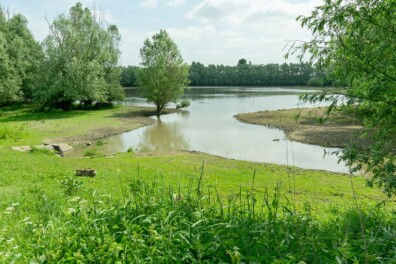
[92,87,348,173]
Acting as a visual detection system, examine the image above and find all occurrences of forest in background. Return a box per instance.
[120,60,327,87]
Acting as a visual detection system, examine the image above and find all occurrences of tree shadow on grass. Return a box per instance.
[0,106,91,123]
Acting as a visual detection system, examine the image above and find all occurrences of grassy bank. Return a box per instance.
[1,105,395,262]
[235,107,370,148]
[0,105,179,147]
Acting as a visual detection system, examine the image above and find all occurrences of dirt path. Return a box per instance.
[235,107,370,148]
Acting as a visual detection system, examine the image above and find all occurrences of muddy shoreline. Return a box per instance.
[235,107,369,148]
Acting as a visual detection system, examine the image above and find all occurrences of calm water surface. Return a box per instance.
[92,87,348,173]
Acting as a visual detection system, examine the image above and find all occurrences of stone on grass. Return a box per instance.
[75,168,96,177]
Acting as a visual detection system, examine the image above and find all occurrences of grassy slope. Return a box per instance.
[0,105,159,147]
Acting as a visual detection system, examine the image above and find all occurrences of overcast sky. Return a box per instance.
[0,0,322,66]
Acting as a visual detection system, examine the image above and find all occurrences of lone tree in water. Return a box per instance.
[138,29,189,116]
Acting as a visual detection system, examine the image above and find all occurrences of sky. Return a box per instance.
[0,0,323,66]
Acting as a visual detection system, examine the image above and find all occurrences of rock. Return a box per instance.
[52,145,64,157]
[75,168,96,177]
[52,143,73,153]
[11,146,32,152]
[86,142,92,146]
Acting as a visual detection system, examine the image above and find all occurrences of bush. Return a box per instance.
[306,77,323,87]
[176,99,191,109]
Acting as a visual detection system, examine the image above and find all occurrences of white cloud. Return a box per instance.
[166,0,185,7]
[188,0,321,26]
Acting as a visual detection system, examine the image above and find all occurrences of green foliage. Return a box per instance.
[188,61,320,86]
[306,77,323,87]
[120,65,139,87]
[127,146,134,153]
[29,146,55,156]
[176,98,190,109]
[0,124,24,140]
[137,29,190,116]
[83,149,103,157]
[0,8,42,106]
[61,176,83,196]
[122,61,323,87]
[291,0,396,196]
[1,177,395,263]
[95,139,106,146]
[34,2,124,110]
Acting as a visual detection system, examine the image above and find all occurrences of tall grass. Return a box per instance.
[1,170,395,263]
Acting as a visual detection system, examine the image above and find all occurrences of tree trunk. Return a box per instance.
[156,103,161,116]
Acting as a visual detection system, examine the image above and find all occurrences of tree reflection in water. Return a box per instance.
[138,117,189,152]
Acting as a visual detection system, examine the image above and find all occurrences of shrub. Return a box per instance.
[306,77,323,87]
[176,99,191,109]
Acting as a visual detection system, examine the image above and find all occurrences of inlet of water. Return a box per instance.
[88,87,348,173]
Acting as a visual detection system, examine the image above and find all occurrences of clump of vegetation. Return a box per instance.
[306,76,323,87]
[0,177,395,263]
[176,98,190,109]
[126,146,134,153]
[0,124,24,140]
[95,139,106,146]
[60,176,83,196]
[29,146,55,156]
[83,149,103,157]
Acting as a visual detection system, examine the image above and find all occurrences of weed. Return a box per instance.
[0,124,24,140]
[61,176,83,196]
[83,149,103,157]
[95,139,106,146]
[127,146,134,153]
[1,175,395,263]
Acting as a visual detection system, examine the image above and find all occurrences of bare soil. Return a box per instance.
[235,107,371,148]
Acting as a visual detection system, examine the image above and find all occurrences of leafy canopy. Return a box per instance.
[291,0,396,196]
[0,8,42,106]
[34,2,124,110]
[138,29,189,116]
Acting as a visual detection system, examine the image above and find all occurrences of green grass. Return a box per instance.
[1,174,395,263]
[0,105,156,146]
[0,105,395,262]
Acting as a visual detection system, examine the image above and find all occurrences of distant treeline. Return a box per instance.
[120,60,327,87]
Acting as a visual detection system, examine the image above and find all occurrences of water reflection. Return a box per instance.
[73,87,349,173]
[138,118,189,152]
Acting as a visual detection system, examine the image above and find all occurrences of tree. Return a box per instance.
[0,31,21,106]
[0,8,42,106]
[290,0,396,195]
[138,29,189,116]
[120,66,139,87]
[34,2,124,110]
